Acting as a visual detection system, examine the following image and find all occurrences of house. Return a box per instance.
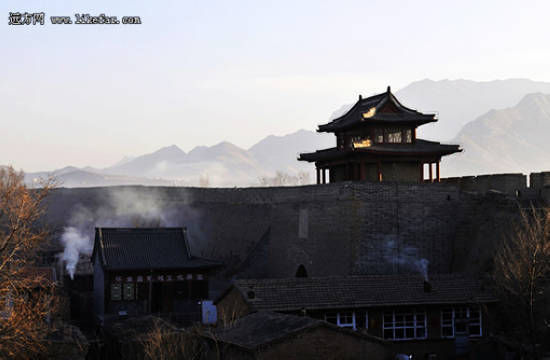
[298,87,461,183]
[203,311,390,360]
[91,227,222,325]
[215,274,498,359]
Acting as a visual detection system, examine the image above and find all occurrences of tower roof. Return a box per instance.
[298,139,461,163]
[318,87,436,132]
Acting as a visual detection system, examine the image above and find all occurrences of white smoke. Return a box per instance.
[61,226,93,279]
[383,239,430,281]
[59,188,201,278]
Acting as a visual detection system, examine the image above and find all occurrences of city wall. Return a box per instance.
[44,170,550,282]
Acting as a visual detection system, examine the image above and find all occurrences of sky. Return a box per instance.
[2,0,550,172]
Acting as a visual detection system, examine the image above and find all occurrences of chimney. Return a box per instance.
[423,280,432,293]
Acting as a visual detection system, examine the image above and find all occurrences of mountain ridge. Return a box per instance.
[17,78,550,187]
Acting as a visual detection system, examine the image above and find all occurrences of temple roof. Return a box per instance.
[92,227,221,271]
[298,139,461,163]
[318,87,436,132]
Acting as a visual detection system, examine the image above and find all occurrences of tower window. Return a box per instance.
[385,128,402,143]
[404,129,412,143]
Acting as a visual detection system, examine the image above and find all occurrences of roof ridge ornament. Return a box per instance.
[387,86,391,93]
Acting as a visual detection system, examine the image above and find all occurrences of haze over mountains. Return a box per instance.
[20,78,550,187]
[24,130,333,187]
[445,92,550,176]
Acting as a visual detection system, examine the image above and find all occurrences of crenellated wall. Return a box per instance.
[440,173,527,195]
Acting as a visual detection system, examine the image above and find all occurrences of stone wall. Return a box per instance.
[44,179,526,282]
[530,171,550,189]
[440,173,527,195]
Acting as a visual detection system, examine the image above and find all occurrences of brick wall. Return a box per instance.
[440,173,527,194]
[44,179,525,282]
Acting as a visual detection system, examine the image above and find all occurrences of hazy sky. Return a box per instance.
[3,0,550,171]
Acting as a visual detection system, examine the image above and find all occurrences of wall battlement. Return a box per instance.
[440,173,527,195]
[440,171,550,202]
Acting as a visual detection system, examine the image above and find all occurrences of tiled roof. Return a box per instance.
[318,88,436,132]
[298,139,461,162]
[209,311,384,350]
[224,274,497,312]
[92,228,221,271]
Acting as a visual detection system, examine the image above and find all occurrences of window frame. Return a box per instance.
[324,311,359,330]
[404,128,412,143]
[337,311,356,330]
[382,309,427,341]
[110,282,122,301]
[440,306,483,338]
[123,282,135,301]
[384,128,403,143]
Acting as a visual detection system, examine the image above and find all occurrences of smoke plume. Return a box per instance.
[60,188,202,279]
[383,239,430,281]
[61,227,92,279]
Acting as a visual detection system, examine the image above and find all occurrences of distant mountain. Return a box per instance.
[444,93,550,176]
[103,145,187,178]
[24,167,178,188]
[100,131,333,187]
[249,129,333,173]
[19,79,550,187]
[395,78,550,141]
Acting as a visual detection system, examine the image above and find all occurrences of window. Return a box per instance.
[111,283,122,301]
[338,311,356,329]
[441,309,454,337]
[324,311,357,330]
[440,306,482,338]
[385,128,402,143]
[352,136,372,148]
[355,310,369,329]
[383,309,427,340]
[123,282,135,301]
[404,129,412,143]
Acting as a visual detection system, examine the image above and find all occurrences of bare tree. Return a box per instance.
[140,318,206,360]
[493,206,550,357]
[0,167,57,358]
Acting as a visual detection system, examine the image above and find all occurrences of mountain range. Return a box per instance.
[445,92,550,176]
[19,78,550,187]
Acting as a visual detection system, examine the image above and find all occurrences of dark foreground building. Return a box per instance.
[299,87,461,184]
[216,274,497,359]
[92,227,221,325]
[203,311,389,360]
